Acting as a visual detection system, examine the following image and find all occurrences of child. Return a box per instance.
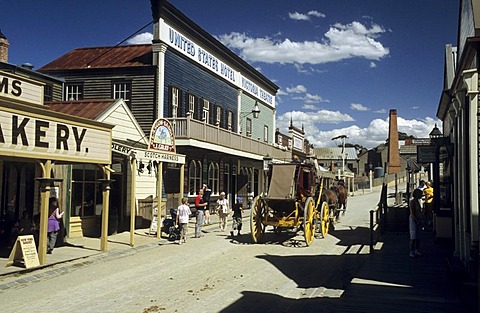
[230,197,244,236]
[176,198,191,244]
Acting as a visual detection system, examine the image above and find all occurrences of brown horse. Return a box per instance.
[321,187,339,220]
[336,183,347,213]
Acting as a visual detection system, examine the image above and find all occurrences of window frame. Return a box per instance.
[65,83,83,101]
[112,80,132,105]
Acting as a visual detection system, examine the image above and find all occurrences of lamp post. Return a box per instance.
[263,154,272,195]
[332,135,348,179]
[429,123,443,214]
[239,101,260,135]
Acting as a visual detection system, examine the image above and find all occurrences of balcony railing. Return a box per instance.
[167,116,291,160]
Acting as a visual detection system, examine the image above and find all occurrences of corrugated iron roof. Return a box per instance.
[45,99,117,120]
[39,45,152,71]
[313,147,358,160]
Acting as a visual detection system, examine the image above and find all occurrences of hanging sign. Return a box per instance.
[148,118,175,153]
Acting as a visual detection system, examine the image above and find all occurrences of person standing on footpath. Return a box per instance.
[47,197,64,254]
[202,184,212,225]
[216,192,229,231]
[230,197,243,236]
[409,189,424,258]
[423,181,434,227]
[176,198,191,244]
[194,188,207,238]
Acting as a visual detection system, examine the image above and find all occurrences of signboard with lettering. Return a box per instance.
[148,118,176,153]
[417,145,436,163]
[6,235,40,269]
[0,71,44,106]
[159,20,275,108]
[0,106,112,164]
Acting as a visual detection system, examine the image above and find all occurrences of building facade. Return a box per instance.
[39,0,290,211]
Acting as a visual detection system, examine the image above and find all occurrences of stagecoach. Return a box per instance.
[250,161,336,246]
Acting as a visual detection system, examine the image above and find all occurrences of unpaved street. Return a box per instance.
[0,187,382,313]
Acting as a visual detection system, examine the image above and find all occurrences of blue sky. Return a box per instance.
[2,0,458,148]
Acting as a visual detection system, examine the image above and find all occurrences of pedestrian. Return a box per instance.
[230,197,243,236]
[417,180,426,191]
[202,184,212,225]
[423,181,434,227]
[216,192,229,231]
[176,198,191,244]
[47,197,64,254]
[409,188,423,258]
[18,210,33,235]
[194,188,207,238]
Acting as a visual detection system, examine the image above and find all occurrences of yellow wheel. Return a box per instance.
[303,197,315,246]
[250,196,266,243]
[320,201,330,238]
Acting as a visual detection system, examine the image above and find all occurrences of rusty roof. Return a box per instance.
[45,99,117,120]
[39,45,152,71]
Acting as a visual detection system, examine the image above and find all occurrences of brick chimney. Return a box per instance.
[387,109,400,174]
[0,29,9,63]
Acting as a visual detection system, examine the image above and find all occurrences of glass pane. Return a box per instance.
[72,167,83,181]
[71,182,83,216]
[83,183,95,216]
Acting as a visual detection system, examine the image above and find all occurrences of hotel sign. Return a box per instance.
[0,71,44,106]
[148,118,176,153]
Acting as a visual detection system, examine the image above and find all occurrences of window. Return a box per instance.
[71,164,103,217]
[188,94,196,115]
[277,134,282,144]
[227,110,233,130]
[203,99,209,122]
[113,81,132,105]
[264,125,269,142]
[216,106,222,126]
[44,85,53,102]
[208,162,220,195]
[171,87,179,118]
[188,160,202,195]
[246,118,252,136]
[66,83,83,100]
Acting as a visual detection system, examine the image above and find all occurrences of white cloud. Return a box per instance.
[276,114,441,149]
[276,89,288,96]
[302,104,318,110]
[374,109,387,114]
[292,93,329,104]
[286,85,307,93]
[218,21,389,65]
[126,32,153,44]
[351,103,370,111]
[308,10,326,18]
[289,10,325,21]
[412,106,420,109]
[289,12,310,21]
[369,61,377,68]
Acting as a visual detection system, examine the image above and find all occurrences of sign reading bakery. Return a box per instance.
[0,71,44,106]
[0,108,112,164]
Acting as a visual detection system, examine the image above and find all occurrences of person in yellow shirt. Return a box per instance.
[423,181,434,226]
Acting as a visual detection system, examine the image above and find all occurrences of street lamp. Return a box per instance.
[332,135,348,178]
[239,101,260,135]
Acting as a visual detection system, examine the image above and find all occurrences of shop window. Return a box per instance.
[208,162,220,195]
[188,160,202,195]
[66,83,83,100]
[113,81,132,105]
[70,164,103,217]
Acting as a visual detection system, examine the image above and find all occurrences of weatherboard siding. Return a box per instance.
[164,50,237,129]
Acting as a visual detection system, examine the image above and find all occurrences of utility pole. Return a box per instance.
[332,135,348,179]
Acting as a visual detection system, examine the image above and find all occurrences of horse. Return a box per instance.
[321,187,339,221]
[336,183,348,214]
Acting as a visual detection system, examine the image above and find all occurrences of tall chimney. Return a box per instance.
[387,109,400,174]
[0,29,9,63]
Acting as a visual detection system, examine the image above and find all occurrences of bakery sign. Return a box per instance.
[0,108,112,164]
[148,118,175,153]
